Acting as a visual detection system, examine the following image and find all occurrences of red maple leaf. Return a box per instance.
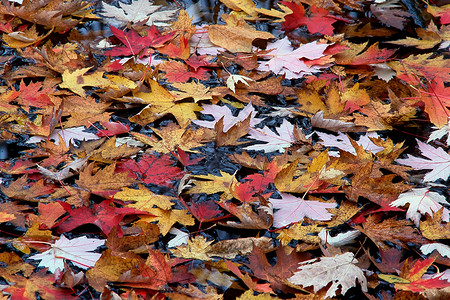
[7,80,55,111]
[185,54,216,71]
[158,35,190,60]
[116,154,184,187]
[96,121,130,137]
[57,200,150,236]
[159,61,210,83]
[281,2,337,36]
[189,200,223,223]
[106,25,175,57]
[176,146,204,166]
[232,161,280,202]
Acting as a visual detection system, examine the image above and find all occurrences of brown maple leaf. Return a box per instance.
[355,214,428,249]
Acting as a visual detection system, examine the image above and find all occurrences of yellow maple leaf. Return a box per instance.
[130,79,202,127]
[115,184,174,211]
[170,235,213,261]
[132,122,213,153]
[59,67,112,97]
[139,208,195,235]
[185,171,235,199]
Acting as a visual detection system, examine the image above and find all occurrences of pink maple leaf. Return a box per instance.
[269,193,336,228]
[396,140,450,182]
[258,37,330,79]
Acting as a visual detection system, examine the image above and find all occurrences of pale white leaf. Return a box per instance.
[29,235,104,273]
[428,119,450,146]
[269,193,336,228]
[288,252,368,299]
[193,103,263,133]
[390,187,450,226]
[318,229,361,247]
[167,228,189,248]
[316,131,384,157]
[37,156,89,181]
[311,111,360,132]
[26,127,100,147]
[226,75,254,93]
[190,25,225,56]
[396,140,450,182]
[422,269,450,282]
[100,0,178,27]
[244,119,296,153]
[370,63,396,81]
[421,243,450,258]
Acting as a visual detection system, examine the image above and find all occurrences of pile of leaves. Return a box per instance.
[0,0,449,298]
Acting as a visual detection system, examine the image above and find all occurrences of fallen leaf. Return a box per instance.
[288,252,368,299]
[269,193,336,228]
[391,188,450,226]
[100,0,178,27]
[396,140,450,182]
[28,235,104,273]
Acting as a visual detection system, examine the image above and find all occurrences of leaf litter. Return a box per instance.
[0,0,449,299]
